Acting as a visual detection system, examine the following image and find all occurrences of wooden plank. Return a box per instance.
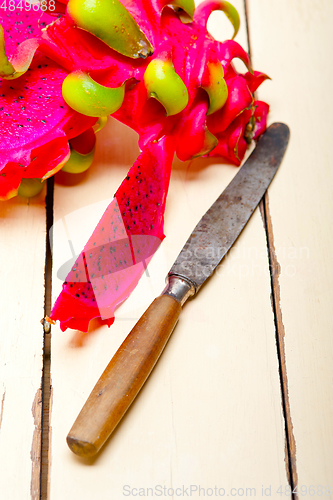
[0,193,46,500]
[49,2,288,498]
[247,0,333,494]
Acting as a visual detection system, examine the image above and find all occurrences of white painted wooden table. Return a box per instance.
[1,1,332,499]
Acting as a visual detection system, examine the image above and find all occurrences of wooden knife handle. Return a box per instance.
[67,294,181,458]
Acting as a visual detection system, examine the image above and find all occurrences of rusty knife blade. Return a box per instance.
[169,122,290,291]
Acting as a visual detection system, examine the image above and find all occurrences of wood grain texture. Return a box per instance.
[67,295,181,458]
[0,193,46,500]
[248,0,333,495]
[48,1,288,498]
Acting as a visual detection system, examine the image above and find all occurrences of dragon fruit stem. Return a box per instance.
[194,0,240,39]
[18,178,45,198]
[0,25,15,77]
[0,25,40,80]
[62,71,125,117]
[163,0,195,19]
[202,61,228,115]
[66,0,154,59]
[144,56,189,116]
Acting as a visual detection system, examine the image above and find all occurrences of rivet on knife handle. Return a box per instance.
[67,276,195,458]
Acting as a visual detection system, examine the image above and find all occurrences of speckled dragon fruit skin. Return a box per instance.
[1,0,271,331]
[51,136,175,332]
[0,2,96,199]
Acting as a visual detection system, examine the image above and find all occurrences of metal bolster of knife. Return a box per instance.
[162,274,196,306]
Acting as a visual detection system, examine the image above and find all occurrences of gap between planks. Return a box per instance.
[40,177,54,500]
[244,0,298,493]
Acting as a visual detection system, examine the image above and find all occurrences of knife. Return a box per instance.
[66,122,290,458]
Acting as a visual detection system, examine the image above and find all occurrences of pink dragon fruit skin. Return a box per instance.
[0,2,96,199]
[1,0,271,331]
[51,137,174,331]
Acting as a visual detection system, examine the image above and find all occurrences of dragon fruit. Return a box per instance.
[51,136,174,331]
[1,0,270,331]
[0,1,97,199]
